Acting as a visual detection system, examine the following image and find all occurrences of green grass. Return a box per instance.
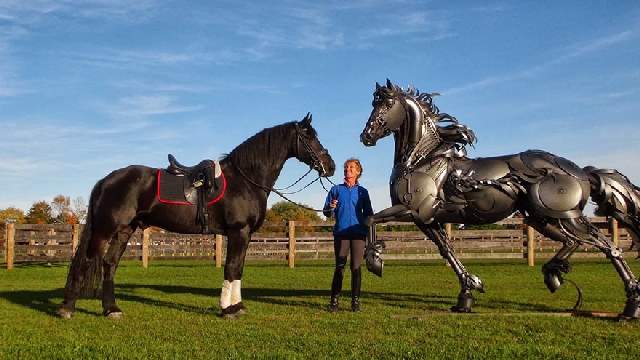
[1,258,640,359]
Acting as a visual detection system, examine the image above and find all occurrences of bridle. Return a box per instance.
[294,123,329,177]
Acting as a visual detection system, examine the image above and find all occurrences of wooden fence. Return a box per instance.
[2,217,636,270]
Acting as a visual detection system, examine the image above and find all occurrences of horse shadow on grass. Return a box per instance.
[0,288,105,317]
[0,282,610,319]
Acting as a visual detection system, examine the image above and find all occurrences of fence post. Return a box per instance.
[609,217,619,247]
[526,225,535,267]
[71,224,80,256]
[288,220,296,268]
[445,223,452,239]
[215,234,223,268]
[142,228,150,269]
[6,223,15,270]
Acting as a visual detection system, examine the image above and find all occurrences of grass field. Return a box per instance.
[1,258,640,359]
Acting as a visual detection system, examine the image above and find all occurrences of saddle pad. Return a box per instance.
[156,167,226,206]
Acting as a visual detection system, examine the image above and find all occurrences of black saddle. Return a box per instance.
[165,154,220,233]
[167,154,214,177]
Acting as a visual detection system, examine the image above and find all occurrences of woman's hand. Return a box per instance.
[329,199,338,209]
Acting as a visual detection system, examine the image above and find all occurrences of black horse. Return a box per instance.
[58,114,335,319]
[360,80,640,318]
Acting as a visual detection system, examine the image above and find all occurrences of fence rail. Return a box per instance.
[2,217,636,270]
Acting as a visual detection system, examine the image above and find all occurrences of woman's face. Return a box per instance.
[344,161,361,180]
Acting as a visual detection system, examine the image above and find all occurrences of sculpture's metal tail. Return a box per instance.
[584,166,640,248]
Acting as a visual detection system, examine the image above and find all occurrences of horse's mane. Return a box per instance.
[222,121,300,168]
[389,83,477,147]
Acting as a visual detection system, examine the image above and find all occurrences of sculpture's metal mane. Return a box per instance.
[387,82,477,148]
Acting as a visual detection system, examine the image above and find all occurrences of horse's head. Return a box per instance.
[360,79,408,146]
[295,113,336,177]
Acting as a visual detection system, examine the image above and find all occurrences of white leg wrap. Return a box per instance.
[220,280,232,309]
[231,280,242,305]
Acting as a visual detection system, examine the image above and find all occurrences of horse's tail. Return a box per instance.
[63,179,104,300]
[583,166,640,248]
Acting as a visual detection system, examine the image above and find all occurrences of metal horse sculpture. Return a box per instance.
[360,80,640,318]
[58,114,335,319]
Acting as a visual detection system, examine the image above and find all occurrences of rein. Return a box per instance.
[230,160,330,212]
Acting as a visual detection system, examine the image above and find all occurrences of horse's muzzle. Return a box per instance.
[360,132,377,146]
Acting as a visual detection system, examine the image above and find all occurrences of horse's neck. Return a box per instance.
[228,128,294,189]
[393,98,441,168]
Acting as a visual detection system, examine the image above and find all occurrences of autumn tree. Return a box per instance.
[25,201,53,224]
[264,201,322,234]
[0,207,25,231]
[51,195,79,224]
[265,201,321,223]
[72,196,88,224]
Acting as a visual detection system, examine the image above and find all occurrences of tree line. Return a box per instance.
[0,199,319,232]
[0,195,87,231]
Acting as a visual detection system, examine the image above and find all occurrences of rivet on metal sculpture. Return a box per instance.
[360,79,640,318]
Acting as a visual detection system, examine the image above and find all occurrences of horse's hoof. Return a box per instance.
[106,311,123,320]
[220,303,245,319]
[57,307,74,319]
[234,302,247,315]
[104,308,124,319]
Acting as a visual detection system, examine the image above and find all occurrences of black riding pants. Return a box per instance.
[333,236,366,271]
[331,235,365,298]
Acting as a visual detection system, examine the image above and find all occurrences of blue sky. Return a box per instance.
[1,1,639,215]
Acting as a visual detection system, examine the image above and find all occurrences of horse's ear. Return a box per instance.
[301,112,312,126]
[375,82,381,90]
[386,78,393,88]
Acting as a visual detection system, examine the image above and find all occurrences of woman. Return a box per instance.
[323,158,374,312]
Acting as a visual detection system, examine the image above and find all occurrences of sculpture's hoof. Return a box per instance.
[451,292,474,313]
[57,307,74,319]
[621,297,640,320]
[543,271,563,293]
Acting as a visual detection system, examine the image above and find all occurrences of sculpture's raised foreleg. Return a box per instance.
[364,205,415,276]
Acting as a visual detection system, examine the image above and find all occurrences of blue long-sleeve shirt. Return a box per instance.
[323,183,374,237]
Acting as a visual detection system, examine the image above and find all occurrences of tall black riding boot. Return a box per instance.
[328,267,344,312]
[351,268,362,312]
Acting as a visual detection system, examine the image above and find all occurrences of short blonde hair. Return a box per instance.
[344,158,363,179]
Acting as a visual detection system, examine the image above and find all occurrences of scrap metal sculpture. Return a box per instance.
[360,79,640,318]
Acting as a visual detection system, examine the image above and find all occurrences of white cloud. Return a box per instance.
[107,95,203,117]
[0,0,159,24]
[444,30,638,95]
[560,31,635,61]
